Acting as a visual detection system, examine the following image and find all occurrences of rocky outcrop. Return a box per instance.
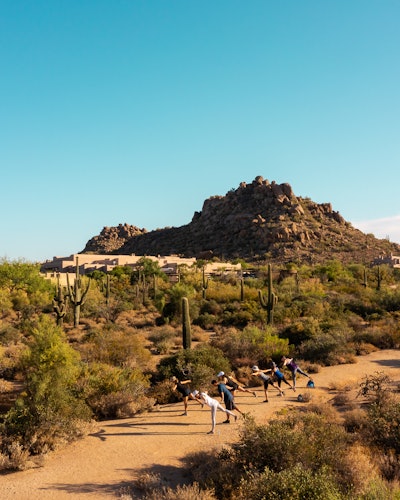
[81,177,400,264]
[82,223,147,254]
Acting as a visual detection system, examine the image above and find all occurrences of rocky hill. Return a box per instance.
[83,223,147,254]
[81,176,399,264]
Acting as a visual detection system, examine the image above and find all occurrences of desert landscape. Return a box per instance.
[1,349,399,499]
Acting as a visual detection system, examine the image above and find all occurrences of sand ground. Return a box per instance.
[1,349,400,500]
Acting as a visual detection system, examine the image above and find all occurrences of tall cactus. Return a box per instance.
[201,266,209,299]
[137,271,148,305]
[152,274,157,298]
[182,297,192,349]
[53,273,67,327]
[66,257,90,327]
[102,274,111,306]
[362,267,368,288]
[376,265,382,291]
[258,263,278,325]
[239,277,244,302]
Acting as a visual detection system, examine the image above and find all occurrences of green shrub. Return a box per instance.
[230,411,357,495]
[79,362,151,419]
[236,464,343,500]
[353,322,400,350]
[280,317,322,346]
[211,325,288,368]
[299,329,356,365]
[148,326,177,354]
[1,316,91,455]
[80,325,151,367]
[183,409,378,499]
[157,344,230,390]
[221,301,261,327]
[184,448,241,500]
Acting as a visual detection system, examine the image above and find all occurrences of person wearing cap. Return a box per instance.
[281,356,312,391]
[171,376,203,416]
[212,379,244,423]
[217,371,257,398]
[251,365,284,402]
[194,390,237,434]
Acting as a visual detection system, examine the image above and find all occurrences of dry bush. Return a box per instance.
[232,356,259,372]
[89,391,154,419]
[373,449,400,482]
[131,472,216,500]
[297,390,312,403]
[234,365,253,386]
[305,401,342,423]
[148,379,175,405]
[191,325,210,343]
[342,408,368,433]
[0,343,25,378]
[325,351,356,365]
[358,371,393,406]
[143,483,216,500]
[0,378,14,393]
[339,443,380,497]
[148,326,177,354]
[328,379,357,392]
[134,472,166,493]
[0,440,30,471]
[116,309,158,328]
[81,326,151,368]
[331,391,353,407]
[184,448,241,498]
[299,361,321,374]
[353,341,379,355]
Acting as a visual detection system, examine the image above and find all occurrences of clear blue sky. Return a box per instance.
[1,1,399,262]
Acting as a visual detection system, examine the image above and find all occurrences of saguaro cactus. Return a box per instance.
[152,274,157,298]
[103,274,111,306]
[361,267,368,288]
[376,265,382,291]
[202,266,209,300]
[239,277,244,302]
[67,257,90,327]
[137,271,148,305]
[258,263,278,325]
[182,297,192,349]
[53,274,67,327]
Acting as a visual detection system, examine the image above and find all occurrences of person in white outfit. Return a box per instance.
[194,390,237,434]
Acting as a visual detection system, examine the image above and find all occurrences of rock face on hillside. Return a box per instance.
[82,223,147,254]
[81,176,399,264]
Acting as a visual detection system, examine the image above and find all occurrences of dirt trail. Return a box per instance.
[1,349,400,500]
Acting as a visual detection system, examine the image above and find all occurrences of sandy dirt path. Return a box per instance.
[1,349,400,499]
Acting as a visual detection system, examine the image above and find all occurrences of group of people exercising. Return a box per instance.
[171,357,313,434]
